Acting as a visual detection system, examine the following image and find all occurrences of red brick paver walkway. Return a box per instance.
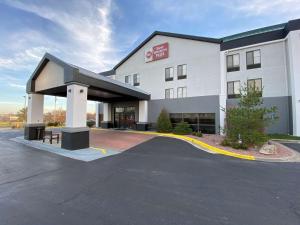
[90,129,155,151]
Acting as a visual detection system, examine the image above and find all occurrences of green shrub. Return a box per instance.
[173,122,192,135]
[87,120,96,128]
[223,84,278,149]
[156,109,173,133]
[192,131,203,137]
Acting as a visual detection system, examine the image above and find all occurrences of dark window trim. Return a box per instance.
[177,75,187,80]
[247,78,263,97]
[177,64,187,79]
[226,54,240,72]
[133,82,140,86]
[227,81,241,99]
[246,50,261,70]
[165,67,174,81]
[227,67,240,72]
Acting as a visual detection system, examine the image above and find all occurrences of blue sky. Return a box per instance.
[0,0,299,114]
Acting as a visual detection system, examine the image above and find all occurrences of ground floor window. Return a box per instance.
[169,113,215,134]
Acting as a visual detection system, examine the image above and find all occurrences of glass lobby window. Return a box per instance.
[247,78,262,96]
[227,54,240,72]
[165,88,174,99]
[177,87,187,98]
[177,64,187,79]
[133,74,140,86]
[125,75,131,84]
[165,67,174,81]
[246,50,261,69]
[227,81,240,99]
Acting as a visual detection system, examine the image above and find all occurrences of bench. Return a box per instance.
[42,130,60,144]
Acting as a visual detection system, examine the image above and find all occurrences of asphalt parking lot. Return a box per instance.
[0,129,300,225]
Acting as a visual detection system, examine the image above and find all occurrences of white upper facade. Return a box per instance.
[114,35,221,100]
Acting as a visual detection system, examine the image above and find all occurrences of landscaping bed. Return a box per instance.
[188,134,297,160]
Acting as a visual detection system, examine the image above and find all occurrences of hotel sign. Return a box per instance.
[145,42,169,63]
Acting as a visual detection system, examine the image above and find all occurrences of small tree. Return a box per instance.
[223,84,278,149]
[17,107,27,122]
[156,108,173,133]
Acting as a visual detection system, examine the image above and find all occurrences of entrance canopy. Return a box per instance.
[26,53,150,102]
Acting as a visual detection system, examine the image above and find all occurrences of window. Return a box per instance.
[246,50,261,69]
[165,88,174,99]
[169,113,215,134]
[177,64,187,79]
[227,81,240,99]
[247,78,262,96]
[133,74,140,86]
[177,87,187,98]
[227,54,240,72]
[165,67,174,81]
[125,75,131,84]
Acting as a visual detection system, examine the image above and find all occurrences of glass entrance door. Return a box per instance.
[113,107,136,129]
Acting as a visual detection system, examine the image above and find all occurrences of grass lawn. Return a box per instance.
[268,133,300,140]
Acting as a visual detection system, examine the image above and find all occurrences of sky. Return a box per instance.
[0,0,300,114]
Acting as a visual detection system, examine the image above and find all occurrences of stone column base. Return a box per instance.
[136,122,149,131]
[61,127,90,150]
[101,121,112,129]
[24,123,45,140]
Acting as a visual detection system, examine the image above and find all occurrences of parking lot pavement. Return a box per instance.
[281,142,300,153]
[1,130,300,225]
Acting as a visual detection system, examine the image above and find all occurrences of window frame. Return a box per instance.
[165,88,174,99]
[226,54,240,72]
[177,64,187,80]
[165,67,174,81]
[246,50,261,69]
[247,78,262,97]
[177,86,187,98]
[227,81,241,99]
[133,74,140,86]
[125,75,131,84]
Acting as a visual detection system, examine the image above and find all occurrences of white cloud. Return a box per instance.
[8,83,26,89]
[4,0,118,72]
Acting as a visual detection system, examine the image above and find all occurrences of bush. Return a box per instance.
[156,109,173,133]
[192,131,203,137]
[87,120,96,128]
[47,121,60,127]
[173,122,192,135]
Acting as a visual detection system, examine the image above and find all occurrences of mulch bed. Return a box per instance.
[188,134,296,159]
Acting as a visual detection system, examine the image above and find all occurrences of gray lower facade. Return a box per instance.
[227,96,293,134]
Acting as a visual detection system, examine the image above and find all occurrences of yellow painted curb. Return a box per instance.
[91,147,107,154]
[128,131,255,160]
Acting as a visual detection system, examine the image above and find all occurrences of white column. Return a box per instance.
[219,51,227,135]
[66,84,88,128]
[27,93,44,124]
[103,103,111,122]
[138,100,148,123]
[95,102,99,127]
[287,31,300,136]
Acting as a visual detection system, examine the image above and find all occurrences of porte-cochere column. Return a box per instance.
[61,83,89,150]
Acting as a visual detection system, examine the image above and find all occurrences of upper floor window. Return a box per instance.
[247,78,262,96]
[227,81,240,99]
[165,88,174,99]
[246,50,261,69]
[177,64,187,79]
[227,54,240,72]
[133,74,140,86]
[177,87,187,98]
[165,67,174,81]
[125,75,131,84]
